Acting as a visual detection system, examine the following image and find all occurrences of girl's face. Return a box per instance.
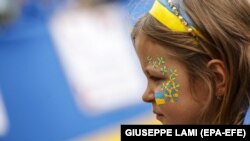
[135,32,209,124]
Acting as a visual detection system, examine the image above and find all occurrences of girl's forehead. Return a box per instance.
[135,32,167,56]
[135,33,177,64]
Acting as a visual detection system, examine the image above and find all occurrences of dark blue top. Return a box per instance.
[243,106,250,124]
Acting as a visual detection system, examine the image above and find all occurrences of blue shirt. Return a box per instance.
[243,106,250,125]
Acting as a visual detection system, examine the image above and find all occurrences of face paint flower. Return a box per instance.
[152,60,159,69]
[147,56,153,64]
[168,67,178,80]
[160,66,167,75]
[157,57,165,66]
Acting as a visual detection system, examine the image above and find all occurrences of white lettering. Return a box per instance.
[225,129,244,137]
[175,129,197,136]
[125,129,132,136]
[124,129,173,136]
[148,129,153,136]
[142,129,147,136]
[203,129,222,136]
[203,129,210,136]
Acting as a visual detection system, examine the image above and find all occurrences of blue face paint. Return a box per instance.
[155,91,166,104]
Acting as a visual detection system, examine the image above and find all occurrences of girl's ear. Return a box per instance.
[207,59,226,97]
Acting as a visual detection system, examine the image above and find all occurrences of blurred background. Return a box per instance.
[0,0,159,141]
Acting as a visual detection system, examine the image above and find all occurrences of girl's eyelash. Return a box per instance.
[149,76,163,81]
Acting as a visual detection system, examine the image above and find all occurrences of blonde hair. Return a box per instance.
[132,0,250,124]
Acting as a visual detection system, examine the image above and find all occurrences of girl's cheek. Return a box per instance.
[147,56,181,105]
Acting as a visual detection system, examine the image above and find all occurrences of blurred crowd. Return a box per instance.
[0,0,157,141]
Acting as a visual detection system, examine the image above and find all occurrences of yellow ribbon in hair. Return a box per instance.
[149,0,205,40]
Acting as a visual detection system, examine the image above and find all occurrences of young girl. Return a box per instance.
[131,0,250,124]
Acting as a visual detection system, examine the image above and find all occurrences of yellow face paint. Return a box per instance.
[147,56,180,104]
[161,67,180,103]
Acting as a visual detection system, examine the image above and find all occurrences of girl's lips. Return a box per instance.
[153,110,164,116]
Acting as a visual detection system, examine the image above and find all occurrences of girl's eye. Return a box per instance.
[149,76,163,81]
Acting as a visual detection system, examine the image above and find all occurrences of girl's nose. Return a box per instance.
[142,87,155,103]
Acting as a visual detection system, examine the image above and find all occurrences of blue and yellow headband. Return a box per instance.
[149,0,205,40]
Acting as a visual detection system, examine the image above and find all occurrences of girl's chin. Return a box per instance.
[156,115,168,124]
